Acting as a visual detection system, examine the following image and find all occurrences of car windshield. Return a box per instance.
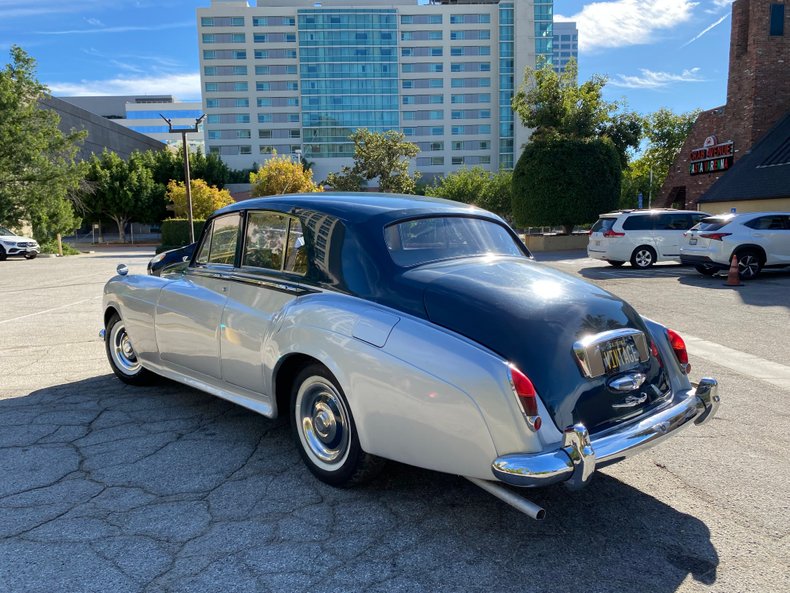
[0,226,17,236]
[384,216,524,267]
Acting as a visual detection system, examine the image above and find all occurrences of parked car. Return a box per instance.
[101,194,720,519]
[588,209,709,268]
[147,243,195,276]
[0,226,39,260]
[681,212,790,279]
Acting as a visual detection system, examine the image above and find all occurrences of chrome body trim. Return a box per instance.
[607,372,647,393]
[572,328,649,378]
[491,378,719,488]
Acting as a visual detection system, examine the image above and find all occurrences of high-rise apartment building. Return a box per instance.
[197,0,553,182]
[552,21,577,74]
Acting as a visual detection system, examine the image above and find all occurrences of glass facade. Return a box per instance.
[498,2,514,169]
[298,8,398,158]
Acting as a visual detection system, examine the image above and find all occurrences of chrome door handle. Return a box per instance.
[221,286,228,293]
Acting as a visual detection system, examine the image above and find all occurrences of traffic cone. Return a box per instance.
[724,254,743,287]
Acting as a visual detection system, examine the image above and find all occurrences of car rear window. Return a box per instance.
[591,218,616,233]
[696,217,732,231]
[384,216,524,267]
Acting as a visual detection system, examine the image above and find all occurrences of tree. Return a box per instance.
[82,150,158,242]
[0,46,85,235]
[166,179,234,219]
[511,60,640,231]
[324,168,364,192]
[249,152,322,196]
[620,108,699,207]
[425,167,513,219]
[326,129,421,194]
[513,138,621,234]
[512,60,642,166]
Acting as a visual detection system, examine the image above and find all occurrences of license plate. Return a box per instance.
[594,240,601,246]
[600,337,642,374]
[689,238,697,245]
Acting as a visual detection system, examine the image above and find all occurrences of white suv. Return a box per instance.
[587,209,709,268]
[680,212,790,280]
[0,226,40,260]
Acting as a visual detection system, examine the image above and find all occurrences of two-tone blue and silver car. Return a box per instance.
[101,194,720,519]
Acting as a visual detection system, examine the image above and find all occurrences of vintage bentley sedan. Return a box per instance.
[102,194,720,519]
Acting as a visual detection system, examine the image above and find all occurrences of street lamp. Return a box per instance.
[161,113,205,244]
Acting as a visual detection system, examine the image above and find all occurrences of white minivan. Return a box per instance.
[587,209,709,268]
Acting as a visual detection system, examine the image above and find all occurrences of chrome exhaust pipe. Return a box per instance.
[466,477,546,520]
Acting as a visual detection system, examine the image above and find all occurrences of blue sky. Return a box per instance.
[1,0,735,117]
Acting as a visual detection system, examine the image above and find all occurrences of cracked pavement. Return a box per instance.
[0,248,788,592]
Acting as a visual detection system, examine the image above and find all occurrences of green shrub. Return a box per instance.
[39,240,80,255]
[160,218,205,249]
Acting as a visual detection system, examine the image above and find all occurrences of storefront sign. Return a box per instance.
[689,135,734,175]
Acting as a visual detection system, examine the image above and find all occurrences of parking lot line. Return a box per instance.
[684,334,790,391]
[0,296,102,325]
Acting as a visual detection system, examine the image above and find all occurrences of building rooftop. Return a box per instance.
[698,112,790,203]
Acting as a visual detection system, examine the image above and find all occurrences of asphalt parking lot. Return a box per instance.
[1,249,788,593]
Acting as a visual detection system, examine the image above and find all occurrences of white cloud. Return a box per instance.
[681,13,730,47]
[610,67,706,89]
[84,17,105,27]
[48,72,201,101]
[35,20,193,35]
[555,0,698,52]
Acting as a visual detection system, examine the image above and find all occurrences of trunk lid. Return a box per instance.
[402,257,670,434]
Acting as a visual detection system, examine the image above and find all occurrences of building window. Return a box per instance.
[770,4,785,36]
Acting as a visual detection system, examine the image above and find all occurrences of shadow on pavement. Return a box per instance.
[0,375,718,593]
[676,267,790,308]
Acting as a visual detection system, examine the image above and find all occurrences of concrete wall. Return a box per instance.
[42,96,165,160]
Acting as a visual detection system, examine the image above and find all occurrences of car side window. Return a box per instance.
[746,216,785,230]
[622,216,653,231]
[243,211,307,275]
[194,214,240,266]
[667,214,692,230]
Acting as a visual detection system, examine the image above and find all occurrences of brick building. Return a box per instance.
[659,0,789,209]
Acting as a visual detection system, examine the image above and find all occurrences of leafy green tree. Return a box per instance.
[512,60,642,166]
[324,168,364,192]
[0,46,85,235]
[425,167,513,219]
[511,60,640,231]
[82,150,158,242]
[327,129,421,194]
[249,152,322,196]
[513,138,621,234]
[166,179,234,219]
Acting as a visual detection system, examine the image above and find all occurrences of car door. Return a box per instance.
[747,215,790,265]
[155,213,240,379]
[652,213,689,258]
[219,211,309,395]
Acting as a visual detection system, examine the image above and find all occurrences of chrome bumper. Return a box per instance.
[492,378,720,489]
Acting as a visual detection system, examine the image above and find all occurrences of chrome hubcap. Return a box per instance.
[296,377,350,469]
[110,322,141,375]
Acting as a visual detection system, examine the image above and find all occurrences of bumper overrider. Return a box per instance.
[492,378,720,489]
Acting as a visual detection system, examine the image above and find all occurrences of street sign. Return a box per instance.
[637,193,643,209]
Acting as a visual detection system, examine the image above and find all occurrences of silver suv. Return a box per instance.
[588,209,709,269]
[680,212,790,279]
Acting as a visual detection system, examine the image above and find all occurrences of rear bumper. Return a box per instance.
[492,378,720,489]
[680,254,727,269]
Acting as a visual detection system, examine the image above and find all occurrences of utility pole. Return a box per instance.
[648,169,653,209]
[161,114,205,243]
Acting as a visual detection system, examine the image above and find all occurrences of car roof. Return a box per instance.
[213,192,496,225]
[599,208,706,217]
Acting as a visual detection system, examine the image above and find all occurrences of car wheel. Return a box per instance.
[0,247,6,261]
[605,260,625,267]
[630,246,656,269]
[104,313,155,385]
[291,364,384,487]
[694,264,718,276]
[736,250,763,280]
[24,252,37,260]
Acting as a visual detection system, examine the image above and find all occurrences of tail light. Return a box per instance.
[603,230,625,238]
[509,365,542,431]
[666,329,691,374]
[699,232,731,241]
